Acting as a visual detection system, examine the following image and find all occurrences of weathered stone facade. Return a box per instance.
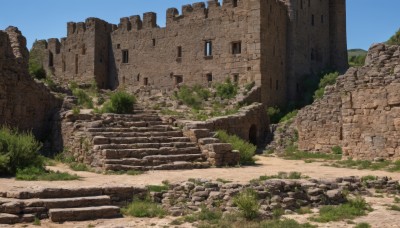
[0,27,61,139]
[33,0,348,107]
[297,44,400,160]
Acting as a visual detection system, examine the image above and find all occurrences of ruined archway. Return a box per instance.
[249,124,258,146]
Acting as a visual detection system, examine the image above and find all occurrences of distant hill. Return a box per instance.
[348,49,367,58]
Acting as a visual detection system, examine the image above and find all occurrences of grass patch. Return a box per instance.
[354,223,371,228]
[147,184,169,193]
[329,158,400,172]
[387,204,400,211]
[283,145,342,161]
[72,88,94,109]
[16,167,80,181]
[33,217,41,226]
[310,197,372,223]
[216,178,232,184]
[180,206,223,225]
[69,162,90,171]
[233,189,260,220]
[251,172,306,184]
[104,170,145,175]
[122,199,167,218]
[216,130,256,165]
[296,207,313,214]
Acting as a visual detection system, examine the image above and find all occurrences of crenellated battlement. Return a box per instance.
[114,0,242,33]
[67,17,113,36]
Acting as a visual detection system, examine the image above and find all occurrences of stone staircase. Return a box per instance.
[83,109,210,171]
[0,186,146,224]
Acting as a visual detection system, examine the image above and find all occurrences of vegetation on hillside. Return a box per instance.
[387,28,400,45]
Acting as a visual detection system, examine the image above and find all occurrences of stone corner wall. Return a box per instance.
[296,43,400,160]
[0,26,62,140]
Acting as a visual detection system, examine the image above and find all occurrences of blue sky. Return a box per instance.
[1,0,399,50]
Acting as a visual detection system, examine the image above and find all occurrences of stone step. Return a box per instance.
[95,141,196,150]
[0,213,35,224]
[102,147,201,159]
[25,195,111,209]
[88,126,176,133]
[104,154,205,166]
[49,206,120,222]
[105,161,211,171]
[90,131,183,138]
[93,137,192,145]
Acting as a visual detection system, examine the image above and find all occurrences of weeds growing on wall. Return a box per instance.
[216,130,256,165]
[215,78,238,99]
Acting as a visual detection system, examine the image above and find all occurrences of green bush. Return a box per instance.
[313,72,339,100]
[102,91,136,114]
[16,166,80,181]
[245,81,256,91]
[29,63,46,80]
[233,189,260,220]
[122,199,167,218]
[216,130,256,165]
[0,127,43,175]
[69,162,89,171]
[72,89,94,109]
[174,85,204,110]
[354,223,371,228]
[331,146,343,155]
[387,28,400,45]
[215,78,238,99]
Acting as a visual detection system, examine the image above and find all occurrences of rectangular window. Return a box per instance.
[207,73,213,82]
[152,39,156,46]
[117,44,121,49]
[48,52,54,67]
[175,75,183,85]
[233,0,238,7]
[311,15,315,26]
[75,54,79,74]
[144,77,148,86]
[233,74,239,83]
[205,41,212,57]
[232,41,242,54]
[122,50,129,63]
[177,46,182,58]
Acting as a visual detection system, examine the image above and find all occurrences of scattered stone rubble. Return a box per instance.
[155,176,400,217]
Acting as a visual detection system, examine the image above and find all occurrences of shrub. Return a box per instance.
[122,199,167,218]
[16,166,80,181]
[102,91,136,114]
[216,130,256,165]
[354,223,371,228]
[215,78,238,99]
[332,146,343,155]
[69,162,89,171]
[174,85,204,110]
[245,81,255,91]
[72,89,93,109]
[313,72,339,100]
[279,110,298,123]
[0,127,43,175]
[29,63,46,80]
[233,189,260,220]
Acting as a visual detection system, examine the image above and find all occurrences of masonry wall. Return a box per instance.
[109,0,263,94]
[284,0,348,104]
[296,44,400,160]
[0,27,62,140]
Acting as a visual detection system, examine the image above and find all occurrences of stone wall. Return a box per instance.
[0,27,61,140]
[180,103,268,146]
[297,44,400,160]
[32,0,348,108]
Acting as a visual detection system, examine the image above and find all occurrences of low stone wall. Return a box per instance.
[297,44,400,160]
[180,103,269,147]
[155,176,400,217]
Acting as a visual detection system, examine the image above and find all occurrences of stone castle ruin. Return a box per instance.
[33,0,348,107]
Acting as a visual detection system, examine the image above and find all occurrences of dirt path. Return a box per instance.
[2,156,400,193]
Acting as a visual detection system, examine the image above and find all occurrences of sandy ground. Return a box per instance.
[1,156,400,228]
